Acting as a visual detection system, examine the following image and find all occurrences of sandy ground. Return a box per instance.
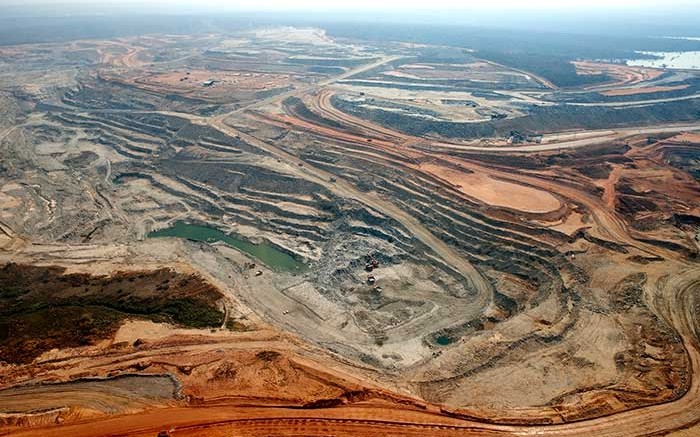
[382,62,532,83]
[600,84,689,96]
[112,320,235,343]
[135,69,293,92]
[668,424,700,436]
[547,210,588,235]
[668,132,700,143]
[418,163,562,213]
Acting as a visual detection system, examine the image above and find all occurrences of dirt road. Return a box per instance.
[565,93,700,107]
[215,55,403,119]
[302,89,700,154]
[481,59,559,90]
[432,122,700,152]
[8,271,698,437]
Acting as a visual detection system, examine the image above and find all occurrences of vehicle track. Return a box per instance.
[21,47,700,436]
[267,93,670,255]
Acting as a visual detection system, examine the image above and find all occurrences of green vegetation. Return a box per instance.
[0,263,225,364]
[477,50,611,88]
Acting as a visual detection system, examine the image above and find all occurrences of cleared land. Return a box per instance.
[573,61,665,88]
[599,84,689,96]
[417,163,562,213]
[0,27,699,437]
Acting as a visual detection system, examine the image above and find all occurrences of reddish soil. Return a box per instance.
[418,163,562,213]
[668,132,700,143]
[572,61,664,88]
[4,38,700,437]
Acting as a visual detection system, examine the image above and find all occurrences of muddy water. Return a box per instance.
[148,222,305,272]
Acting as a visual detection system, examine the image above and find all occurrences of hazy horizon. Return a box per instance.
[2,0,700,45]
[5,0,700,11]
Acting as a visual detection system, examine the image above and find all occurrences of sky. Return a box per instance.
[4,0,699,38]
[2,0,699,43]
[8,0,699,11]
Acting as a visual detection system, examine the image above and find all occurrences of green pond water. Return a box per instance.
[148,222,305,272]
[436,335,452,346]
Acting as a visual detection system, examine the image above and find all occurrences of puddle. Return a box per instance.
[436,335,453,346]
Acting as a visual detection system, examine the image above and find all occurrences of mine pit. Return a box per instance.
[1,25,699,437]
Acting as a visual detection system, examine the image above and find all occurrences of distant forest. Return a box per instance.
[321,22,700,88]
[475,51,612,88]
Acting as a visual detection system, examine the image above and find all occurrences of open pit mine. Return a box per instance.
[0,26,699,437]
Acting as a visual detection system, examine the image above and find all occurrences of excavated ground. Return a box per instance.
[0,30,699,437]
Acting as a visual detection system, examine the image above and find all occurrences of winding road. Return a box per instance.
[22,52,700,437]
